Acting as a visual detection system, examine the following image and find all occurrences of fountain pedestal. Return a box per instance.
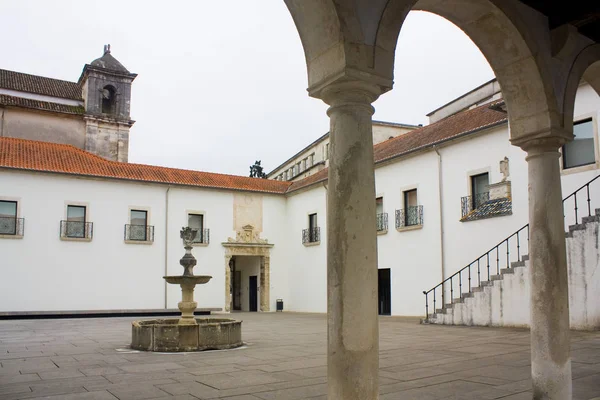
[163,276,211,325]
[131,227,242,352]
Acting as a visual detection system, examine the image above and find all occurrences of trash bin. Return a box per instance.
[276,299,284,312]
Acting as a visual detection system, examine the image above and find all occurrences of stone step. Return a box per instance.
[582,215,599,224]
[569,223,586,233]
[521,254,529,261]
[511,260,525,268]
[444,303,454,309]
[490,274,503,281]
[480,280,493,287]
[435,308,446,314]
[472,286,485,293]
[461,292,474,299]
[595,208,600,217]
[501,268,514,275]
[452,298,464,304]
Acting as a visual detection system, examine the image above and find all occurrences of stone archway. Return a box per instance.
[222,225,273,312]
[284,1,580,398]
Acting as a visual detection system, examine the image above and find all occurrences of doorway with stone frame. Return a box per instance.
[222,225,273,312]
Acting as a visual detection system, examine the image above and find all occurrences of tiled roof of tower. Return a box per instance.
[0,94,85,115]
[287,101,508,193]
[0,137,292,194]
[0,69,82,100]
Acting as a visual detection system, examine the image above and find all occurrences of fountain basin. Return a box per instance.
[163,275,212,285]
[131,318,242,352]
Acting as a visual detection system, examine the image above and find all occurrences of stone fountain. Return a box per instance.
[131,227,242,352]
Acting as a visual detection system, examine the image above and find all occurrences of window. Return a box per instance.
[64,205,87,238]
[325,143,330,160]
[471,173,489,210]
[303,213,320,244]
[376,197,387,232]
[101,85,116,114]
[309,153,314,167]
[403,189,420,226]
[563,119,595,169]
[188,213,208,244]
[129,209,148,241]
[0,200,18,235]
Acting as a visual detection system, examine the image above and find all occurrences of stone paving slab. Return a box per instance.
[0,313,598,399]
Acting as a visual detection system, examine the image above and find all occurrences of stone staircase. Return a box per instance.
[428,209,600,330]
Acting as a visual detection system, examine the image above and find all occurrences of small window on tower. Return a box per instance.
[102,85,116,114]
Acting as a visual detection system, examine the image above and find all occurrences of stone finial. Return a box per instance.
[180,226,198,247]
[500,156,510,182]
[103,44,111,54]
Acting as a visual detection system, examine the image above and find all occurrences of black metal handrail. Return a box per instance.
[191,228,210,244]
[376,213,388,231]
[395,206,423,228]
[562,174,600,228]
[60,220,93,239]
[461,192,490,218]
[125,224,155,242]
[0,217,24,236]
[423,173,600,320]
[302,227,320,244]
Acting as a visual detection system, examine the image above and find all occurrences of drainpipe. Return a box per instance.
[164,186,171,309]
[433,146,446,287]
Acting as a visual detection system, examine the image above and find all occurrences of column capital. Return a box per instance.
[320,81,381,117]
[511,128,571,156]
[320,80,381,104]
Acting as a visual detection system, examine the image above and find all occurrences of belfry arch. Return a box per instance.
[284,1,596,399]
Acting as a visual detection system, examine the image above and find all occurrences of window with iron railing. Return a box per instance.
[0,200,24,236]
[188,214,209,244]
[461,192,490,218]
[303,213,320,244]
[125,209,154,242]
[376,213,388,231]
[61,205,93,240]
[395,205,423,228]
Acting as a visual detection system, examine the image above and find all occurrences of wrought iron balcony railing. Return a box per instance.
[461,192,490,218]
[190,228,210,244]
[302,227,320,244]
[0,217,24,236]
[376,213,388,231]
[60,220,93,239]
[125,224,154,242]
[395,206,424,228]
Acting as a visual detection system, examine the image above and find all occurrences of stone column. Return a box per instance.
[522,138,572,400]
[224,255,232,312]
[260,256,270,312]
[321,81,380,400]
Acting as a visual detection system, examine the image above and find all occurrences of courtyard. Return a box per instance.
[0,313,597,400]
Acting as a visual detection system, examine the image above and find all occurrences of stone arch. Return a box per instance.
[563,44,600,132]
[376,0,561,142]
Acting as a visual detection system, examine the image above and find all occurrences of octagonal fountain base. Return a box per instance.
[131,318,243,352]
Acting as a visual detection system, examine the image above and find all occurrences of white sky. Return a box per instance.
[0,1,493,176]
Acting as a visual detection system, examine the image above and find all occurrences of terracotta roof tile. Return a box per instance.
[0,69,82,100]
[287,101,507,193]
[0,138,292,194]
[0,94,85,115]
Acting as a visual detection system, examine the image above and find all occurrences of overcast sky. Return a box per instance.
[0,1,493,176]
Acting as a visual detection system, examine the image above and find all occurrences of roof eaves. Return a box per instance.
[0,165,291,195]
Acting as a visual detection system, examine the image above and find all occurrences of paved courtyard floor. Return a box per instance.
[0,312,599,400]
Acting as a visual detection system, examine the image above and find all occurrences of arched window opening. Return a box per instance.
[101,85,116,115]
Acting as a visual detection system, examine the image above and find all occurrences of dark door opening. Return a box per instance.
[249,275,258,312]
[233,271,242,311]
[378,269,391,316]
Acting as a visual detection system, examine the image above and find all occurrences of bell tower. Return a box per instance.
[78,44,137,162]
